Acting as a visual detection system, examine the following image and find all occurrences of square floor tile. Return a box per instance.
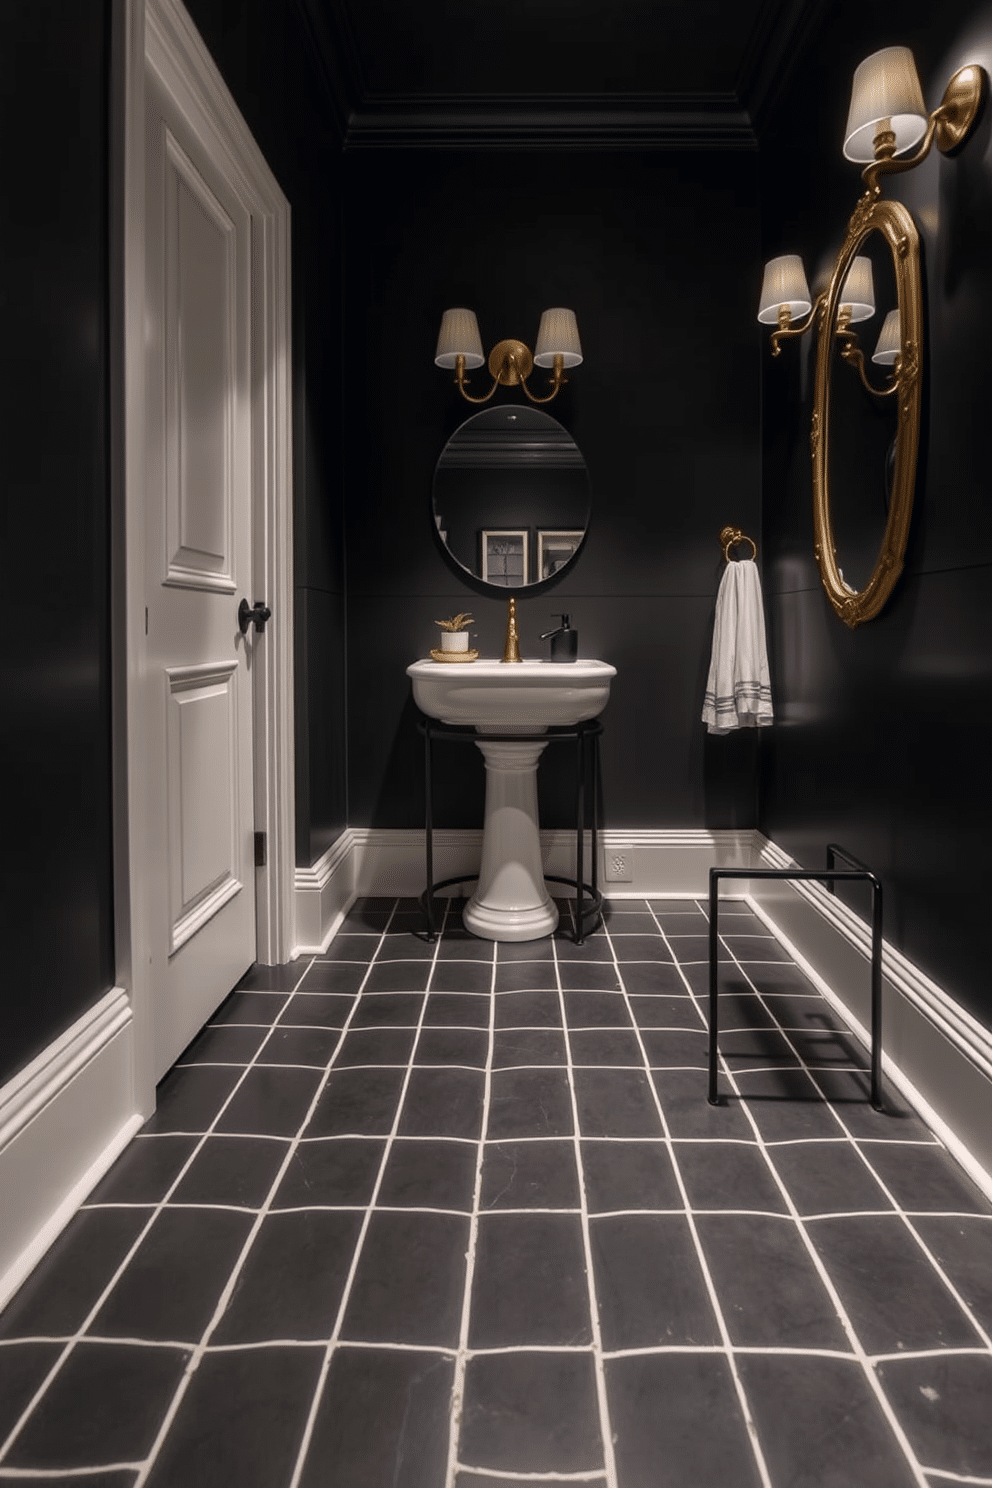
[488,1068,573,1140]
[297,1346,453,1488]
[422,993,491,1029]
[494,961,558,992]
[460,1351,602,1476]
[349,991,425,1028]
[236,963,304,993]
[376,933,436,961]
[612,935,675,962]
[86,1135,197,1206]
[620,964,691,995]
[496,938,554,962]
[305,1067,406,1137]
[580,1140,682,1213]
[627,994,698,1028]
[694,1212,850,1350]
[415,1026,490,1067]
[278,993,355,1030]
[591,1213,719,1350]
[732,1069,849,1142]
[177,1023,269,1065]
[606,1353,763,1488]
[254,1026,341,1066]
[568,1027,643,1065]
[493,989,561,1029]
[364,961,432,994]
[169,1135,289,1209]
[377,1138,478,1210]
[651,1069,757,1141]
[332,1026,417,1067]
[211,992,290,1029]
[491,1028,566,1067]
[573,1068,662,1138]
[437,932,498,961]
[214,1066,322,1138]
[876,1353,992,1479]
[143,1345,324,1488]
[562,990,632,1029]
[639,1028,708,1068]
[398,1067,485,1140]
[856,1141,992,1215]
[0,1341,63,1446]
[0,1210,153,1343]
[272,1137,385,1209]
[469,1212,591,1348]
[212,1210,363,1343]
[300,962,367,995]
[340,1210,468,1348]
[675,1140,789,1214]
[480,1140,580,1210]
[554,934,614,962]
[558,960,622,992]
[430,960,495,994]
[317,934,379,964]
[769,1141,893,1217]
[143,1065,243,1135]
[912,1215,992,1335]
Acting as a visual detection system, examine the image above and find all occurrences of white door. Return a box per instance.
[143,62,258,1077]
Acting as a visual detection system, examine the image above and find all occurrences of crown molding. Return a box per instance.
[736,0,829,135]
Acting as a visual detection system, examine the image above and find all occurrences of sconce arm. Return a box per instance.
[452,355,500,404]
[520,354,567,405]
[770,294,826,356]
[838,333,899,398]
[861,115,938,194]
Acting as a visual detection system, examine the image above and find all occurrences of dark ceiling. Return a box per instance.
[297,0,825,148]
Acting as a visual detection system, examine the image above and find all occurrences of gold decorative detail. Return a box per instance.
[810,410,820,461]
[502,596,522,663]
[719,525,757,562]
[430,648,479,663]
[434,613,474,632]
[452,345,570,405]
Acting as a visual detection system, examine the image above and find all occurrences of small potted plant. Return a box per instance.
[435,612,474,653]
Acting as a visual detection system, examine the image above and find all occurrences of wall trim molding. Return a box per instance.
[342,106,757,152]
[0,990,140,1310]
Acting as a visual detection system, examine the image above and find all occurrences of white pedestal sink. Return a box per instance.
[407,659,616,941]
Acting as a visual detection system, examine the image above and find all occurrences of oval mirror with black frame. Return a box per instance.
[432,405,590,595]
[811,193,923,628]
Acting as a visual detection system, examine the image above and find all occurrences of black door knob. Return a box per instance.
[238,598,272,634]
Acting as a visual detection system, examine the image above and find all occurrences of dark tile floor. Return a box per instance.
[2,896,991,1486]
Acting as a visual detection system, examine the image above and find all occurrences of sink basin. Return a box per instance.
[408,657,616,941]
[406,658,616,732]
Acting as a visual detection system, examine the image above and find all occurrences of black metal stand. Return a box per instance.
[708,843,884,1111]
[418,716,604,945]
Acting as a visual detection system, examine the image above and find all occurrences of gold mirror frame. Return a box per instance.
[811,194,922,628]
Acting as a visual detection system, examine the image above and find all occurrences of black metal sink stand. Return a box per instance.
[707,843,884,1111]
[417,715,604,945]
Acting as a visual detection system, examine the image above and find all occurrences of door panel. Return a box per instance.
[145,65,256,1076]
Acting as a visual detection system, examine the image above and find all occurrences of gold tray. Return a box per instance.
[429,648,479,663]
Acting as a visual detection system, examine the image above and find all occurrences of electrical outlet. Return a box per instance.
[604,845,633,882]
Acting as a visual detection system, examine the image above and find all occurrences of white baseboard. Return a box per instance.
[0,988,141,1310]
[746,836,992,1199]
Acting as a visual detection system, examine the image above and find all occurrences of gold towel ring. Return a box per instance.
[720,525,757,563]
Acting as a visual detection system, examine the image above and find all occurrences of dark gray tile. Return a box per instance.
[718,1026,802,1067]
[733,1068,849,1141]
[876,1353,992,1479]
[592,1213,719,1350]
[235,963,303,993]
[912,1215,992,1335]
[4,1341,189,1470]
[770,1141,894,1216]
[603,911,665,932]
[612,935,675,962]
[710,990,780,1032]
[807,1214,983,1354]
[568,1027,643,1065]
[177,1023,269,1065]
[493,989,561,1028]
[680,964,763,999]
[652,1069,757,1140]
[214,1066,322,1137]
[281,993,357,1029]
[581,1140,682,1213]
[340,1211,468,1347]
[212,1210,362,1343]
[143,1065,243,1134]
[738,1353,919,1488]
[562,989,632,1028]
[350,991,425,1027]
[332,1027,417,1066]
[695,1212,850,1350]
[437,931,498,960]
[316,934,378,964]
[305,1067,406,1137]
[86,1135,197,1206]
[722,934,791,963]
[836,1095,939,1141]
[606,1353,763,1488]
[857,1142,992,1215]
[376,933,436,960]
[377,1138,478,1210]
[665,935,716,962]
[169,1136,289,1209]
[469,1213,591,1348]
[0,1208,150,1341]
[554,934,614,961]
[558,959,622,992]
[364,960,432,993]
[488,1068,573,1139]
[573,1068,662,1138]
[620,963,691,995]
[298,1346,453,1488]
[758,992,843,1028]
[90,1208,253,1344]
[0,1342,63,1443]
[343,898,396,927]
[255,1026,342,1066]
[429,960,495,993]
[422,993,491,1028]
[398,1067,484,1140]
[300,962,367,995]
[143,1345,324,1488]
[496,937,555,961]
[675,1140,789,1213]
[489,1032,567,1074]
[639,1028,709,1067]
[211,992,289,1026]
[273,1137,385,1209]
[787,1025,869,1068]
[494,960,558,992]
[628,993,698,1027]
[460,1352,602,1474]
[415,1026,489,1066]
[480,1140,580,1210]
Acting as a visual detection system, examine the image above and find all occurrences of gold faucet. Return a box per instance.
[502,596,521,663]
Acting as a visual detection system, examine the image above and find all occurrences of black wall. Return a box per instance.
[343,148,763,831]
[2,1,115,1086]
[759,1,992,1029]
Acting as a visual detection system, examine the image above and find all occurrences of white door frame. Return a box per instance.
[122,0,295,1105]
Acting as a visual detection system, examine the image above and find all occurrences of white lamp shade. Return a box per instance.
[435,308,485,370]
[757,255,812,324]
[872,309,902,365]
[839,255,876,322]
[844,47,928,162]
[533,308,583,368]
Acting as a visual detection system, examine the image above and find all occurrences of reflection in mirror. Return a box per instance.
[433,406,590,591]
[829,229,899,594]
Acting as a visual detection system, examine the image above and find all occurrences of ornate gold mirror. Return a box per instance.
[811,195,922,628]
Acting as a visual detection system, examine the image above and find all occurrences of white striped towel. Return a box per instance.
[701,557,773,734]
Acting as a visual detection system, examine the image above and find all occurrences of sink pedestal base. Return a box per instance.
[463,738,559,942]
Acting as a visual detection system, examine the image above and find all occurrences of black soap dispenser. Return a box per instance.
[540,614,578,661]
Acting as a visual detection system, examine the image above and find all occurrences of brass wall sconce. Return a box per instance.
[758,46,986,628]
[435,307,582,405]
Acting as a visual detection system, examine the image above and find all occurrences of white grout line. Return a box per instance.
[920,1471,992,1485]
